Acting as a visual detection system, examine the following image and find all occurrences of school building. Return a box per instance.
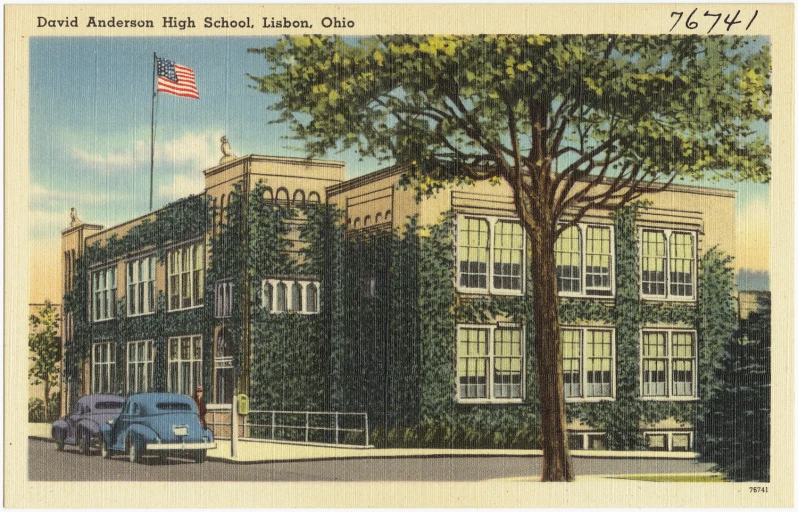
[59,140,738,451]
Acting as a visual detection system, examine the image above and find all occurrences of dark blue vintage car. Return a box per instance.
[51,394,125,454]
[100,393,215,463]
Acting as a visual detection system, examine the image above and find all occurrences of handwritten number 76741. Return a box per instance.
[670,9,758,33]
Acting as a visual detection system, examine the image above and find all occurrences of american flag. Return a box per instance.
[156,57,199,99]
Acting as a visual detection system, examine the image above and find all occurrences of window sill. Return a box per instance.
[565,397,616,403]
[168,305,204,313]
[92,318,115,323]
[456,288,524,297]
[640,296,697,304]
[639,396,698,402]
[127,311,156,318]
[456,399,525,405]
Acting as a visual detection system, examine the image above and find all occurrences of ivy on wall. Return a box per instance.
[63,195,213,396]
[63,188,738,452]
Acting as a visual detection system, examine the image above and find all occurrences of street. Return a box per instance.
[29,439,714,481]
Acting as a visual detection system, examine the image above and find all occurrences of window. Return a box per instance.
[644,431,693,452]
[126,256,155,317]
[456,325,524,402]
[456,216,524,294]
[168,335,202,396]
[168,243,204,311]
[555,224,614,297]
[92,267,117,321]
[640,229,696,300]
[561,327,615,400]
[261,278,320,314]
[214,280,233,318]
[92,342,116,393]
[215,329,234,404]
[126,340,154,394]
[640,330,697,399]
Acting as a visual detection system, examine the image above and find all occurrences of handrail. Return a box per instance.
[206,407,370,447]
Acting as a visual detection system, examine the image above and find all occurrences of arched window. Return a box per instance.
[276,188,289,203]
[385,210,392,221]
[70,250,76,289]
[291,282,302,311]
[263,187,274,202]
[364,216,371,226]
[375,213,382,224]
[306,283,318,313]
[308,191,321,204]
[293,189,306,205]
[354,218,361,228]
[262,282,273,312]
[347,217,352,226]
[276,282,287,312]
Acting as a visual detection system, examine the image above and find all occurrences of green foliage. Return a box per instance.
[565,206,736,449]
[251,35,770,202]
[28,393,61,423]
[63,196,213,397]
[29,300,62,415]
[697,296,770,481]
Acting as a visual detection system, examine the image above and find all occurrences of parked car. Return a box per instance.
[51,394,125,454]
[100,393,215,463]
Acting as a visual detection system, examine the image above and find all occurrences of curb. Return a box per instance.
[31,436,700,465]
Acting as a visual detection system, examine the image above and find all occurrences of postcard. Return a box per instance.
[5,3,793,508]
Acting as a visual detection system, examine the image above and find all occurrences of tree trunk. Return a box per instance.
[531,223,574,482]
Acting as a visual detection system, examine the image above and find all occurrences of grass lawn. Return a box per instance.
[613,474,726,483]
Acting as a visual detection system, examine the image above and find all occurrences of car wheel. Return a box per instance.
[194,450,207,463]
[79,433,91,455]
[101,440,111,459]
[55,439,65,451]
[127,438,142,463]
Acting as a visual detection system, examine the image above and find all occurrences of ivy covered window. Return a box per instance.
[561,327,615,400]
[640,229,695,300]
[456,324,524,402]
[214,280,233,318]
[126,340,153,394]
[168,242,205,311]
[555,224,614,297]
[91,341,116,394]
[168,335,202,396]
[126,256,155,317]
[92,266,117,322]
[640,330,697,399]
[261,278,320,314]
[456,215,524,295]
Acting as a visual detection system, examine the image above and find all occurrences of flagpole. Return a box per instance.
[149,52,157,212]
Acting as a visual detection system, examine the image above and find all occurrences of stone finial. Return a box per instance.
[69,207,82,227]
[220,135,237,164]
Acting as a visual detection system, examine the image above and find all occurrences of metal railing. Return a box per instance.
[245,410,370,447]
[206,406,370,448]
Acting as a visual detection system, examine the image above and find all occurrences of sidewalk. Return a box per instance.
[30,423,699,464]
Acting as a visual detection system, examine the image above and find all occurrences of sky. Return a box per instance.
[29,36,771,303]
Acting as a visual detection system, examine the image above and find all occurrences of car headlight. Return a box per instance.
[202,436,209,443]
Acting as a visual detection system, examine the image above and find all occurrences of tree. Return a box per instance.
[29,300,62,420]
[697,295,771,481]
[249,35,771,481]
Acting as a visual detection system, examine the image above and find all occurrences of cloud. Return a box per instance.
[157,173,205,202]
[71,129,223,176]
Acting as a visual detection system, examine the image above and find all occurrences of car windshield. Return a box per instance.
[94,401,124,410]
[156,402,192,411]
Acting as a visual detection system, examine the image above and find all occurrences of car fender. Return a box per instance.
[203,428,214,442]
[126,424,160,445]
[76,419,101,439]
[51,420,69,441]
